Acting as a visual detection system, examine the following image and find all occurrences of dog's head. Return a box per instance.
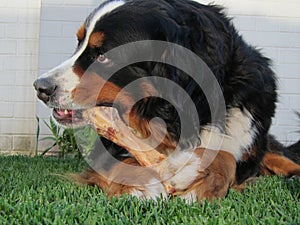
[34,1,128,126]
[35,1,167,123]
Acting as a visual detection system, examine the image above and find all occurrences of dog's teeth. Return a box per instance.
[64,109,69,115]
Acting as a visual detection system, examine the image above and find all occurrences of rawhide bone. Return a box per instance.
[83,107,236,198]
[83,107,167,167]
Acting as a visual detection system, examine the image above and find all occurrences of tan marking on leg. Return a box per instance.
[261,152,300,177]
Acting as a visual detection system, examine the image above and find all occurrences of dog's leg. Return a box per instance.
[259,135,300,177]
[159,149,236,202]
[73,158,167,199]
[260,152,300,177]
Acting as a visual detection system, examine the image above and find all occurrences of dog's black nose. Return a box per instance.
[33,78,57,103]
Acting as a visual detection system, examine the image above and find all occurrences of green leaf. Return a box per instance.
[39,136,57,142]
[35,116,40,157]
[41,143,57,156]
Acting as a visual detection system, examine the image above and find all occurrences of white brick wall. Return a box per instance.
[0,0,299,154]
[0,0,41,154]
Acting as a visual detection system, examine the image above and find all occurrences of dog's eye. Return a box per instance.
[97,54,109,64]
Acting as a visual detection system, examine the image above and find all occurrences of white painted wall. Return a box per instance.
[0,0,299,154]
[0,0,41,154]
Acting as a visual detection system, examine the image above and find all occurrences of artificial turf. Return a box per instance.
[0,155,299,225]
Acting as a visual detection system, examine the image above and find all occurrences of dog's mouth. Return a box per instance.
[52,108,84,126]
[52,103,116,127]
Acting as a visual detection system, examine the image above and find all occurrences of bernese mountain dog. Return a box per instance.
[34,0,300,202]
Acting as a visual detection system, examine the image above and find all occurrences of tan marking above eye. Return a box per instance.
[89,32,105,48]
[77,24,86,41]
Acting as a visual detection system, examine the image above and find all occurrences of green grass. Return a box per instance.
[0,156,299,225]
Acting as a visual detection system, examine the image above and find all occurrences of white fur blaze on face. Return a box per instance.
[37,0,125,109]
[39,62,81,109]
[200,108,257,161]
